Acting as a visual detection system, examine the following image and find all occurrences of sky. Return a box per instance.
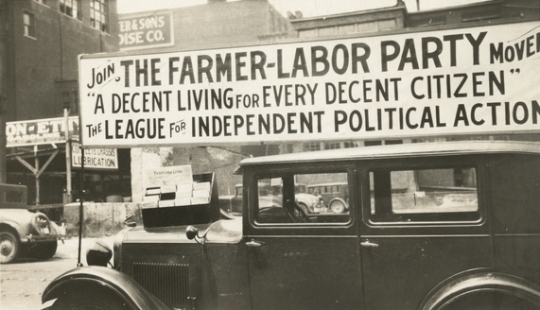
[116,0,490,17]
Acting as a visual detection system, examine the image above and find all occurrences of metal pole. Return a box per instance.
[64,108,72,203]
[77,145,84,267]
[34,145,39,205]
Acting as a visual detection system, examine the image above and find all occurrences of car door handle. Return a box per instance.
[246,239,263,248]
[361,240,379,248]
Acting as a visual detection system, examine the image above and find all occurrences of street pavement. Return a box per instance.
[0,237,113,310]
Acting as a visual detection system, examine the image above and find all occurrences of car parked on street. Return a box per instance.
[0,184,65,264]
[42,141,540,310]
[307,182,349,213]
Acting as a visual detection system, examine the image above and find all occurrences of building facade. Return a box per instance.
[1,0,122,204]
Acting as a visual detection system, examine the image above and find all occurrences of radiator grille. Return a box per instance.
[133,262,190,309]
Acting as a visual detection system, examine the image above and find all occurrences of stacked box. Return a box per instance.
[142,173,220,228]
[143,181,213,208]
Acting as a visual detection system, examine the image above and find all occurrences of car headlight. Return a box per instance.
[86,240,113,267]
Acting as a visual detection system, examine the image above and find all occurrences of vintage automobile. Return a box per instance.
[219,183,323,215]
[307,182,349,213]
[0,184,65,264]
[42,141,540,310]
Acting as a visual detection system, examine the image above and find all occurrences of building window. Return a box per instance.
[324,142,341,150]
[72,90,79,113]
[303,142,321,152]
[59,0,81,19]
[23,12,36,38]
[62,89,79,113]
[33,0,48,5]
[90,0,108,32]
[303,141,360,152]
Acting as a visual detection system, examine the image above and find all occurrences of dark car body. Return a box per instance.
[43,141,540,310]
[0,184,65,263]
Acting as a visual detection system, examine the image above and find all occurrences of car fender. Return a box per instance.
[418,269,540,310]
[0,220,26,241]
[42,266,171,310]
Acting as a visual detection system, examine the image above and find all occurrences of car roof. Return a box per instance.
[239,141,540,167]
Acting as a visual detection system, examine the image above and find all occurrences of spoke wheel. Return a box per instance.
[0,231,20,264]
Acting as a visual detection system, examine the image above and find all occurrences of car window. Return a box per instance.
[368,166,480,223]
[255,172,350,225]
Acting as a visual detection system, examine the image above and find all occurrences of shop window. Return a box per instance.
[23,12,36,38]
[90,0,108,32]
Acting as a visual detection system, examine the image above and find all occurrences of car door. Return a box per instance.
[243,163,364,310]
[358,156,493,310]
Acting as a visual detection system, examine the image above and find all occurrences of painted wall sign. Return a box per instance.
[79,21,540,148]
[71,142,118,170]
[6,117,79,147]
[118,11,174,51]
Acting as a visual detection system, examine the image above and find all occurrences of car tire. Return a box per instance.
[329,198,347,214]
[51,290,128,310]
[0,230,20,264]
[33,241,57,260]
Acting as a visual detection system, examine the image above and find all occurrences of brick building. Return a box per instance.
[0,0,123,204]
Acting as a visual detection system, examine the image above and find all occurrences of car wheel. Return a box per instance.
[329,198,347,214]
[33,241,57,260]
[0,230,20,264]
[51,290,128,310]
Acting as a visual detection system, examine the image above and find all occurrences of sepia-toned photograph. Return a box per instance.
[1,0,539,309]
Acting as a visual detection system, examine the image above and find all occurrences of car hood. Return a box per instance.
[124,218,243,244]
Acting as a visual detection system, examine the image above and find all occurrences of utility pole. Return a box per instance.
[0,97,6,184]
[64,105,72,203]
[0,1,8,183]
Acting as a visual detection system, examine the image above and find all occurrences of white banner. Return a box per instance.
[79,21,540,148]
[6,117,79,147]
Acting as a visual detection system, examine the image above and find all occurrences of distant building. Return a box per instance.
[1,0,123,205]
[117,0,291,52]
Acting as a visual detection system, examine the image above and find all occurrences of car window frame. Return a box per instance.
[359,155,488,229]
[243,161,358,236]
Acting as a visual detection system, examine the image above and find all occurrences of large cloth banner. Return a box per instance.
[79,21,540,147]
